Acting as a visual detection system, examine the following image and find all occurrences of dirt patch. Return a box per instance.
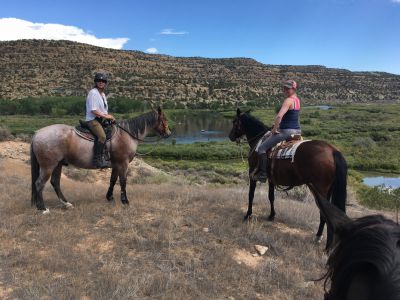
[271,222,310,237]
[232,249,264,268]
[0,140,30,161]
[0,284,13,300]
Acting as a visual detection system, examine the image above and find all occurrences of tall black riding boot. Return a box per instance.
[254,154,268,183]
[93,141,111,169]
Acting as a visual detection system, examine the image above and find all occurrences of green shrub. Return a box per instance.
[352,137,376,148]
[51,107,67,117]
[0,126,12,141]
[358,186,400,210]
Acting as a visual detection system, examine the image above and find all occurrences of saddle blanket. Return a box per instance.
[273,140,310,162]
[74,126,116,142]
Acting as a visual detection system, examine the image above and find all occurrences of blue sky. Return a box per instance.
[1,0,400,74]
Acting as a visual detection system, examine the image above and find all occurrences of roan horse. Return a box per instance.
[31,107,171,213]
[229,108,347,249]
[316,194,400,300]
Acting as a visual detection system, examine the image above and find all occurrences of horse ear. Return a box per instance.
[157,106,162,114]
[316,196,351,233]
[245,109,251,114]
[237,108,241,116]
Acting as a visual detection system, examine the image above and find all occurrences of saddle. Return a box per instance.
[74,120,116,142]
[268,134,303,158]
[268,135,311,169]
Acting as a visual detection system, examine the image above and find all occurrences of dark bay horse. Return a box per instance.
[229,108,347,249]
[316,194,400,300]
[31,107,171,213]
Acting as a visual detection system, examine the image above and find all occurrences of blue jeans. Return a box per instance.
[257,129,301,154]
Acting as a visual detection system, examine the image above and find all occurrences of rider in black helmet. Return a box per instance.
[85,72,115,168]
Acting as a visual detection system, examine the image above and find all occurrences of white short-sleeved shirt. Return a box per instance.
[85,88,108,121]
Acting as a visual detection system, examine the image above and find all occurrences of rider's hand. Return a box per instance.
[272,127,280,134]
[106,114,115,121]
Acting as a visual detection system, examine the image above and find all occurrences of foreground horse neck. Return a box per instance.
[241,117,268,149]
[117,111,159,141]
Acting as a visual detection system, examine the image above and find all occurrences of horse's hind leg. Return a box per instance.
[35,167,53,213]
[106,167,118,202]
[118,162,129,205]
[315,186,332,243]
[308,184,333,249]
[50,163,73,209]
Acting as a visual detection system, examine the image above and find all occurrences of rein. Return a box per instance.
[115,124,163,157]
[116,124,145,142]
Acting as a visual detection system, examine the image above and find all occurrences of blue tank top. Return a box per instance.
[280,96,301,130]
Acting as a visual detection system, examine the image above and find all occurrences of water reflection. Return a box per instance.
[363,176,400,189]
[168,112,232,144]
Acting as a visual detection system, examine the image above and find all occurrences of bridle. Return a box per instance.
[116,112,169,142]
[157,113,169,138]
[233,115,268,147]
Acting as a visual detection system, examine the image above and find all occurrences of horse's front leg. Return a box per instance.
[118,162,129,205]
[315,214,325,244]
[244,178,257,221]
[106,167,118,201]
[268,182,276,221]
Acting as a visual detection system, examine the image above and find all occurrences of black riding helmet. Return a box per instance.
[94,73,108,83]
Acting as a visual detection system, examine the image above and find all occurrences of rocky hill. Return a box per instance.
[1,39,399,105]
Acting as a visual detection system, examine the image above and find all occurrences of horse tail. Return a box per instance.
[30,142,39,206]
[331,150,347,213]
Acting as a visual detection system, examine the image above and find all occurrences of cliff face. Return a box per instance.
[1,39,399,104]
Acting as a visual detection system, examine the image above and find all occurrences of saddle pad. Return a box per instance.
[74,126,116,142]
[274,140,310,162]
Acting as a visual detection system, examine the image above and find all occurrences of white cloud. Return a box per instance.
[160,28,188,35]
[0,18,129,49]
[392,0,400,3]
[146,47,158,54]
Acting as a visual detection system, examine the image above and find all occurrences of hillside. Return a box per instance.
[0,142,396,299]
[1,39,400,104]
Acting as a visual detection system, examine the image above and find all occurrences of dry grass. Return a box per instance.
[1,156,394,299]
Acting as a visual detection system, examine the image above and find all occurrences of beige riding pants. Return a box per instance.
[87,119,106,143]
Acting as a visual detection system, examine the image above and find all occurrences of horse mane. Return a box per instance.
[117,110,158,137]
[325,214,400,299]
[240,113,269,138]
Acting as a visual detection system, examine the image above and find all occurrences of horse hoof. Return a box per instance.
[314,235,323,244]
[121,200,129,205]
[64,202,74,209]
[41,208,50,215]
[106,195,114,202]
[243,215,252,222]
[268,215,275,221]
